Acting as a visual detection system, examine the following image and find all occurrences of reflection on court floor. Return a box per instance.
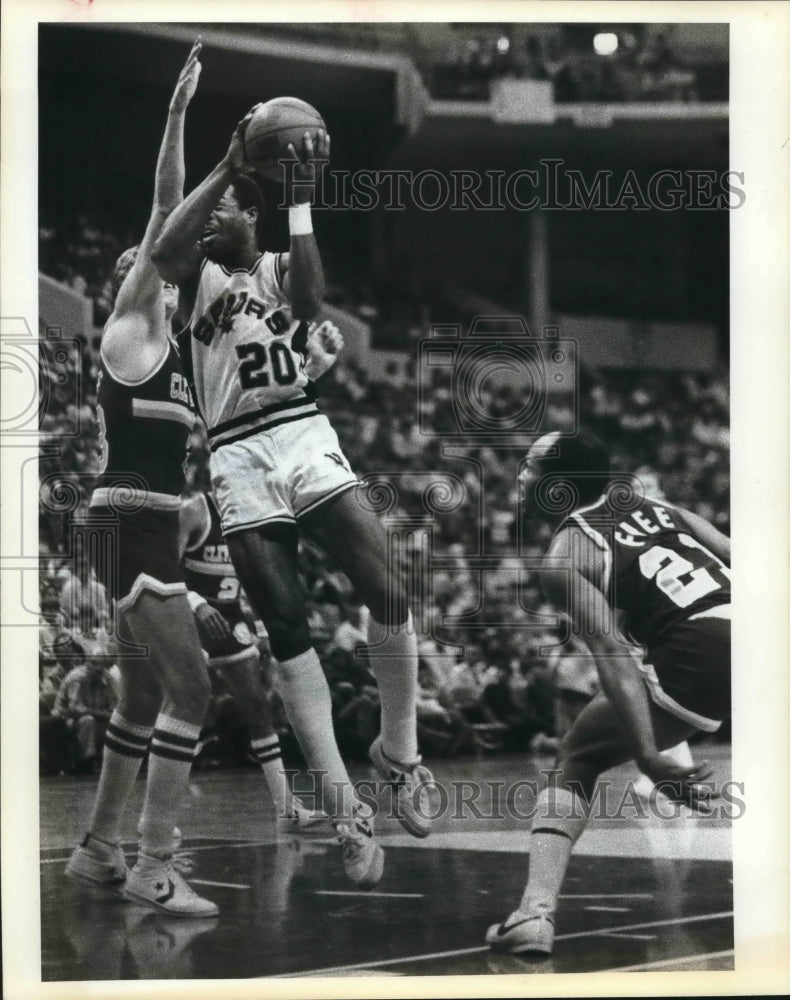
[40,748,734,980]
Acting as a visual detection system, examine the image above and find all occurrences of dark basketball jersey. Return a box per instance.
[94,342,195,500]
[182,493,243,612]
[563,494,731,648]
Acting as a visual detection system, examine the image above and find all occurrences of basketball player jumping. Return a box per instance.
[151,109,433,886]
[180,488,324,830]
[487,431,730,955]
[66,42,218,917]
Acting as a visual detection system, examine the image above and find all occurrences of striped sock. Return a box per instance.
[88,712,153,844]
[250,735,292,816]
[138,714,200,858]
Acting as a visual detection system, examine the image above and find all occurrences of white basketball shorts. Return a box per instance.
[210,413,360,534]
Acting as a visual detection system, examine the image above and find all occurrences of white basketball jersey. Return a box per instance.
[182,253,317,451]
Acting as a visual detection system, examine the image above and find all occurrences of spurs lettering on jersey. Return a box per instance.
[182,253,310,434]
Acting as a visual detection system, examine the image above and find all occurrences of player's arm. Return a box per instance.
[542,529,714,807]
[151,106,259,310]
[102,42,201,378]
[676,507,731,567]
[541,528,660,763]
[107,41,202,326]
[280,130,329,320]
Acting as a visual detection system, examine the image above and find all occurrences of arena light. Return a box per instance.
[593,32,618,56]
[497,35,510,54]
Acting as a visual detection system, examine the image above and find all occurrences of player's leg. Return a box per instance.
[488,691,697,953]
[300,489,433,838]
[120,591,217,916]
[124,592,209,851]
[215,647,322,828]
[227,524,382,883]
[75,714,98,769]
[67,618,163,889]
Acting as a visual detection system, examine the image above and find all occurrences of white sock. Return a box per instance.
[138,714,200,858]
[89,712,153,844]
[519,787,590,913]
[276,648,358,821]
[250,734,293,816]
[367,611,419,764]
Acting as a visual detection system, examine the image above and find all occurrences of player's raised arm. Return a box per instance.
[151,107,258,293]
[280,130,329,319]
[110,40,202,322]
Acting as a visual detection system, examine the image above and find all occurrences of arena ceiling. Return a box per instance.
[39,22,728,174]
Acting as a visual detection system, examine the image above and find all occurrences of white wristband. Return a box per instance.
[187,591,208,613]
[289,203,313,236]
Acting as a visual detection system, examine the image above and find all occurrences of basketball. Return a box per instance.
[244,97,326,181]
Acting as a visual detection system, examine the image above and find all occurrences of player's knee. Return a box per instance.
[118,674,162,722]
[162,654,211,716]
[556,733,604,780]
[263,610,312,663]
[269,629,312,663]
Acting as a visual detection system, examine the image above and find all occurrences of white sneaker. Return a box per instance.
[65,834,128,894]
[369,735,434,838]
[124,854,218,917]
[277,798,326,832]
[486,908,555,955]
[333,805,384,888]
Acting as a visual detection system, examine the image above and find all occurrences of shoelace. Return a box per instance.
[334,816,372,848]
[407,764,435,786]
[171,850,197,876]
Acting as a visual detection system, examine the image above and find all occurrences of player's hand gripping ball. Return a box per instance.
[244,97,327,181]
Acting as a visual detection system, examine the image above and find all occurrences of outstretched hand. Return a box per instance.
[170,38,203,113]
[638,753,718,813]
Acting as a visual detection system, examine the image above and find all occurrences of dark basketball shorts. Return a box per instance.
[639,606,731,732]
[86,503,186,613]
[196,604,258,667]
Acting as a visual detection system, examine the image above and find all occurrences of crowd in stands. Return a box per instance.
[37,217,730,774]
[427,26,718,104]
[259,22,725,104]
